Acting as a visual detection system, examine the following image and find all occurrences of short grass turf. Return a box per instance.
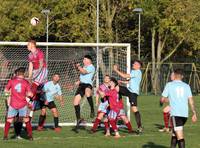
[0,95,199,148]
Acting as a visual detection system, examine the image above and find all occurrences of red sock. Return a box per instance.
[104,121,109,130]
[25,121,32,137]
[92,118,101,131]
[126,122,133,132]
[110,120,118,131]
[163,112,170,128]
[4,122,11,137]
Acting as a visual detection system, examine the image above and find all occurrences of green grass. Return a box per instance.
[0,95,199,148]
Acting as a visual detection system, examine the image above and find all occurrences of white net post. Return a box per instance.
[126,45,131,121]
[0,42,131,127]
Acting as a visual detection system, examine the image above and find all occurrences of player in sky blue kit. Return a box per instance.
[73,55,95,133]
[161,69,197,148]
[37,74,64,132]
[113,60,143,133]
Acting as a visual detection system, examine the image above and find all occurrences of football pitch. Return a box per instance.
[0,95,199,148]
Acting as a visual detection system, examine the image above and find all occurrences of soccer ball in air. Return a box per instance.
[30,17,40,26]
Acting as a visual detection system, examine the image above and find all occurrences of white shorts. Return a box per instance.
[108,110,119,120]
[98,101,109,114]
[7,106,29,118]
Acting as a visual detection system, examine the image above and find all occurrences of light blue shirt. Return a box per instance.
[43,81,62,102]
[162,80,192,117]
[128,69,142,95]
[80,64,95,85]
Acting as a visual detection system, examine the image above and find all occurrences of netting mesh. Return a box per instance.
[0,43,130,125]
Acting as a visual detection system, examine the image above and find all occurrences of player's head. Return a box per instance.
[132,60,142,70]
[170,72,175,81]
[27,39,37,51]
[103,75,110,83]
[16,67,26,77]
[173,69,183,80]
[109,77,118,89]
[83,55,92,65]
[52,73,60,83]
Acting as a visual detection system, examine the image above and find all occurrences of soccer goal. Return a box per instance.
[0,42,131,127]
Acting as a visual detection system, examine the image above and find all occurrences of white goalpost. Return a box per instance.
[0,42,131,127]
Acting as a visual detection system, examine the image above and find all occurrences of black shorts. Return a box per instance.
[172,116,187,131]
[75,83,93,97]
[119,86,138,106]
[47,101,57,109]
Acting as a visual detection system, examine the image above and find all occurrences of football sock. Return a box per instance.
[163,112,170,128]
[54,117,59,128]
[125,122,133,132]
[104,121,110,130]
[171,136,177,148]
[14,121,23,136]
[38,115,46,127]
[92,118,101,131]
[87,96,94,112]
[178,139,185,148]
[4,122,11,137]
[110,120,118,132]
[74,105,80,120]
[25,121,32,137]
[134,111,142,128]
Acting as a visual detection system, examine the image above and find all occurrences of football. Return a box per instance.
[30,17,40,26]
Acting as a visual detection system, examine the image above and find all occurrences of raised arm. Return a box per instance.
[113,65,130,79]
[28,62,33,79]
[76,64,88,74]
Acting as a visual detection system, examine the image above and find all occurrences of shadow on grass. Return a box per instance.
[154,123,164,130]
[142,142,168,148]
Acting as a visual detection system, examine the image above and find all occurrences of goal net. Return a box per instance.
[0,42,131,127]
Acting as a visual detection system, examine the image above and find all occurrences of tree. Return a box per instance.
[141,0,200,94]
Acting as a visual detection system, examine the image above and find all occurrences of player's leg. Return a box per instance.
[119,110,133,133]
[37,107,47,131]
[108,110,120,138]
[128,92,143,133]
[159,105,170,132]
[119,85,142,132]
[85,86,95,118]
[91,100,109,132]
[73,84,85,132]
[4,106,16,140]
[91,112,104,132]
[49,101,61,132]
[20,106,33,140]
[172,116,187,148]
[104,118,110,136]
[14,114,23,138]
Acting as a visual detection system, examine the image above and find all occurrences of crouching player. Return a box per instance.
[37,74,64,132]
[91,75,110,134]
[3,67,33,140]
[99,77,122,138]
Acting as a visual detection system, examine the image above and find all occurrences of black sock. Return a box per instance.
[87,96,94,112]
[14,121,23,136]
[134,111,142,128]
[54,117,59,128]
[178,139,185,148]
[171,136,177,148]
[74,105,80,120]
[38,115,46,127]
